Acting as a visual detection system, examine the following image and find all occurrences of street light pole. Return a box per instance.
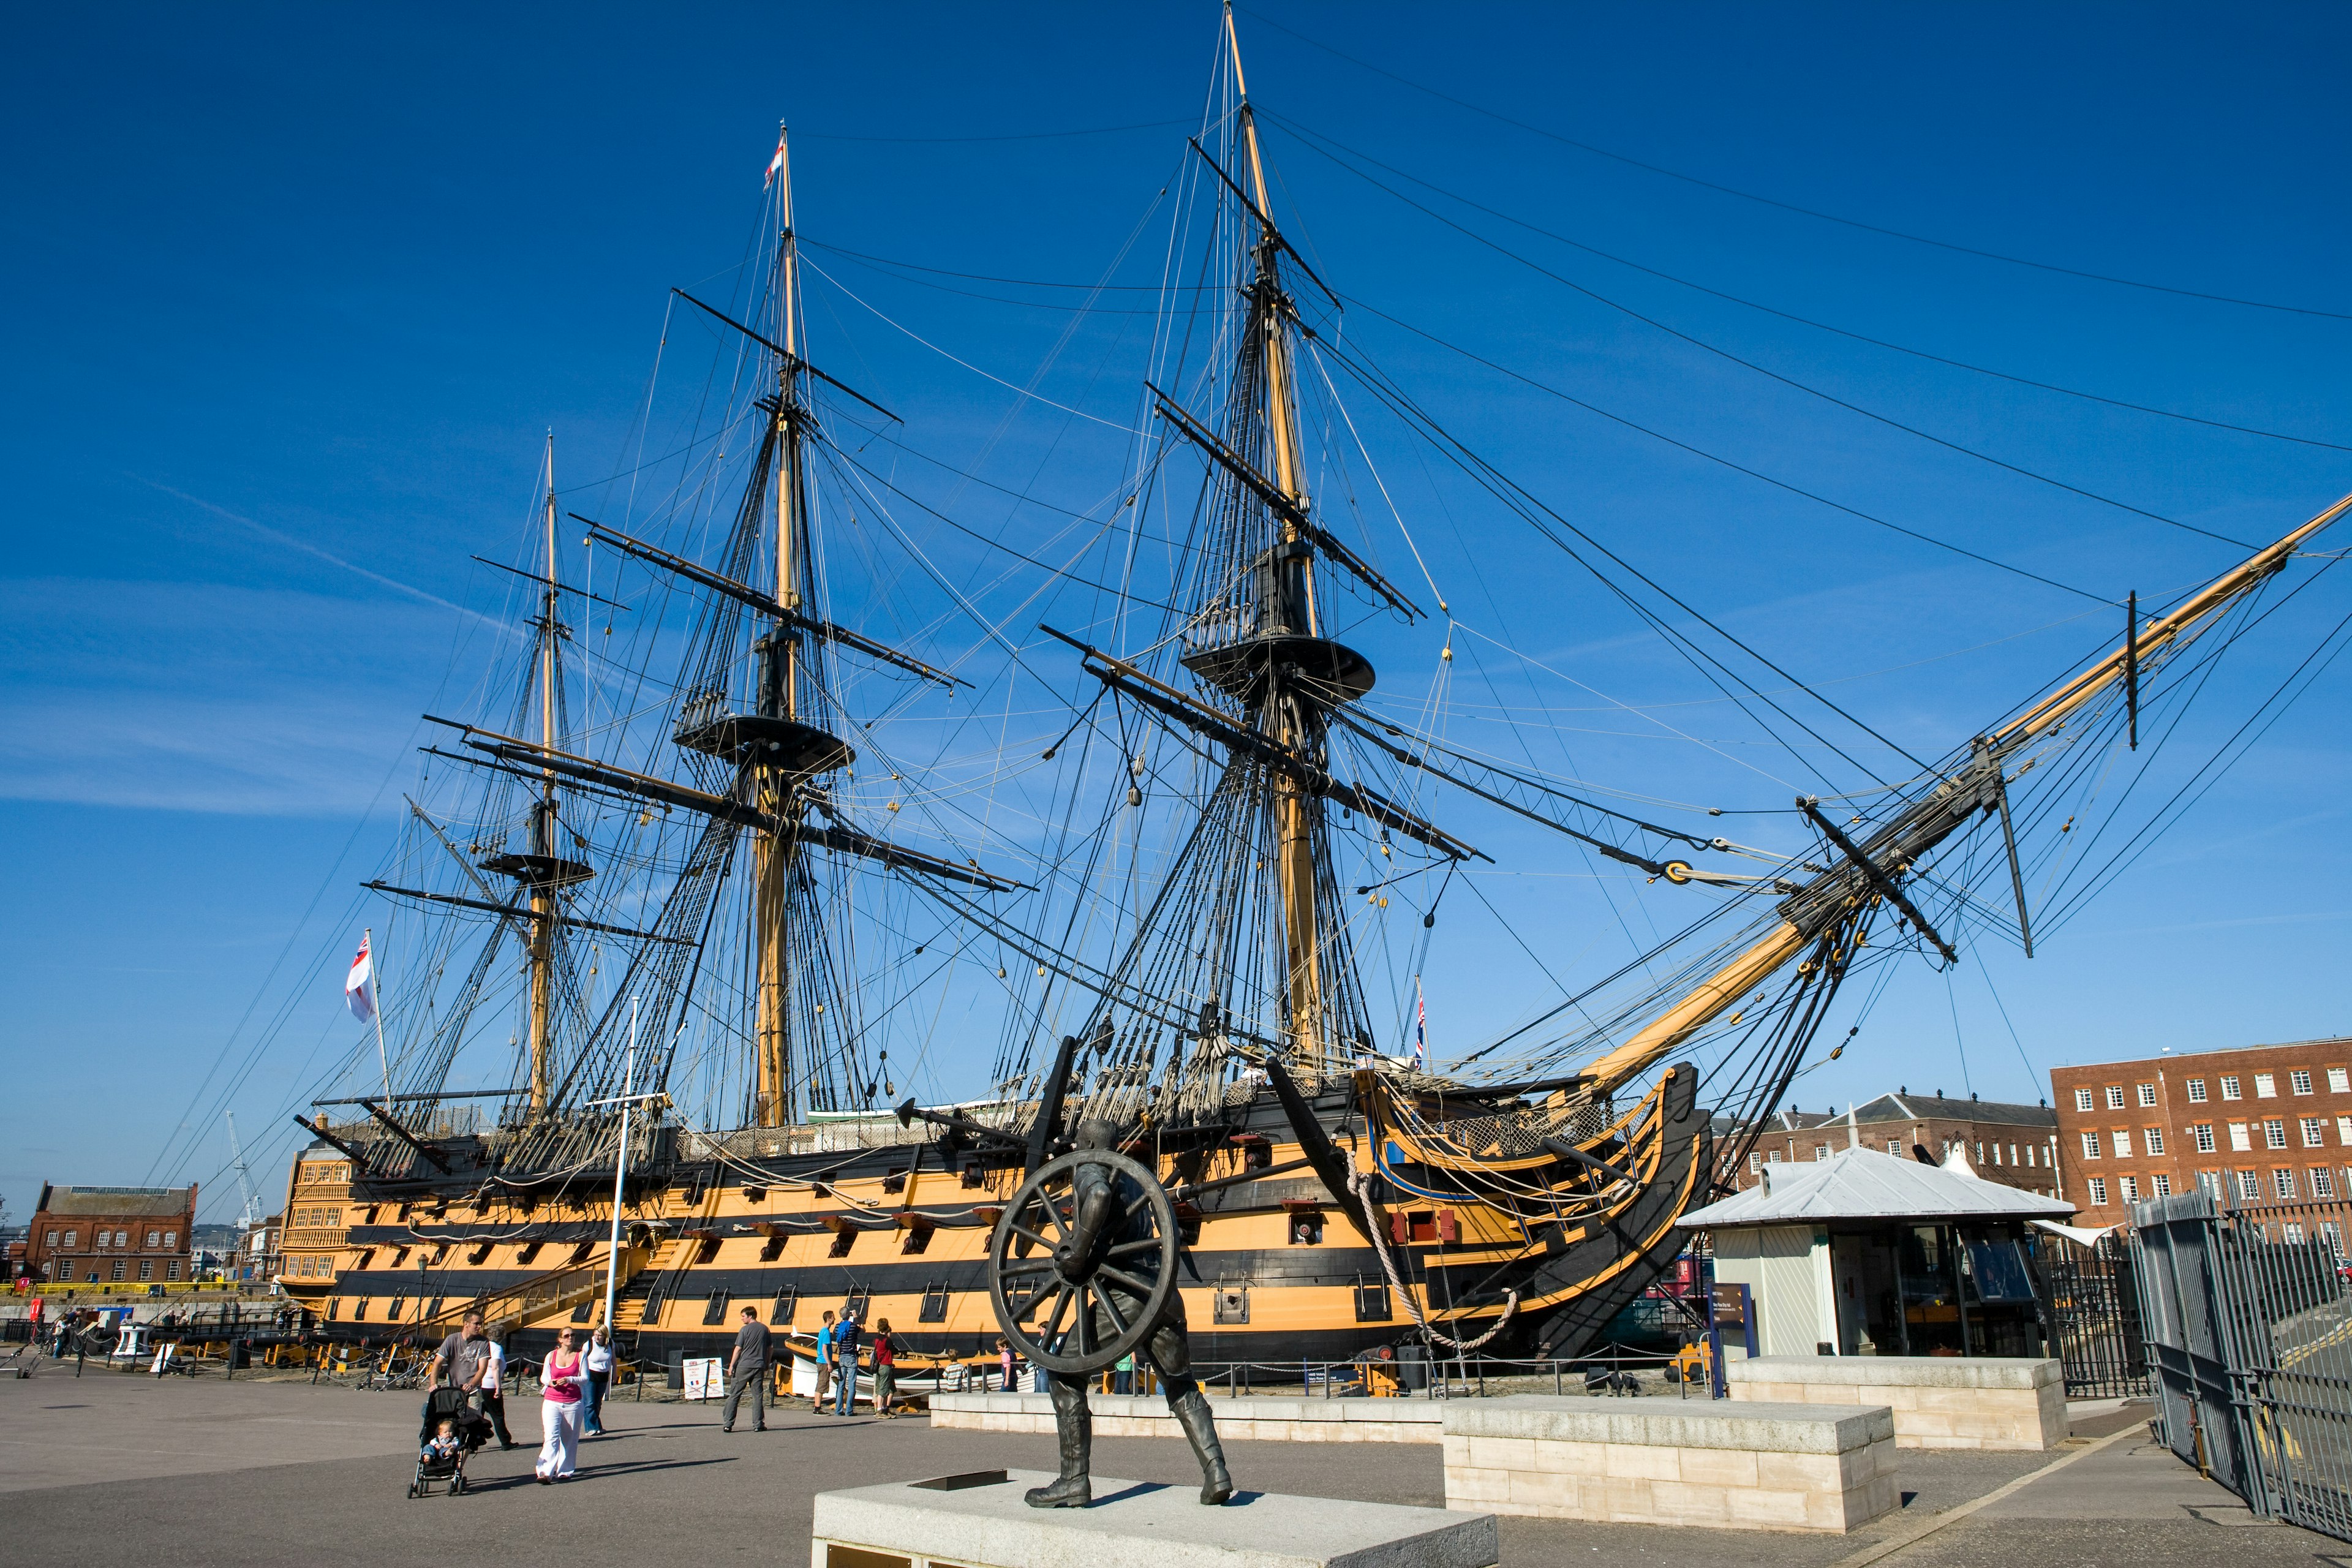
[587,995,663,1333]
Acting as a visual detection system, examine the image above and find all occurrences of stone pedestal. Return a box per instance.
[1727,1355,2065,1450]
[927,1392,1442,1444]
[1442,1395,1898,1533]
[810,1469,1498,1568]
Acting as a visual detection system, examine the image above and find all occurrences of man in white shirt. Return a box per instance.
[582,1326,617,1435]
[481,1324,518,1449]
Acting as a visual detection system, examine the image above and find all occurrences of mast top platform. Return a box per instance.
[1182,635,1375,706]
[480,852,594,891]
[674,713,854,775]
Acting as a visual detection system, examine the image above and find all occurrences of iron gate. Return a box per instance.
[2134,1189,2352,1540]
[2041,1231,2147,1398]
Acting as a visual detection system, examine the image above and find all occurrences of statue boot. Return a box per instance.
[1024,1376,1092,1509]
[1170,1386,1233,1505]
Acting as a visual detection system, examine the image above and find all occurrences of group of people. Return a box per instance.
[718,1303,906,1431]
[423,1312,617,1483]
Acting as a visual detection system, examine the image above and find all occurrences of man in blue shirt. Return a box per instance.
[833,1309,862,1415]
[812,1310,837,1414]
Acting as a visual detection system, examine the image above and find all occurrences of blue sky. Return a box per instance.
[5,3,2348,1226]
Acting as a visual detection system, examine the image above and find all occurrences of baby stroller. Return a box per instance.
[411,1386,488,1498]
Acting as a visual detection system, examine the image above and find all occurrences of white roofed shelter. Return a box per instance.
[1682,1146,2073,1360]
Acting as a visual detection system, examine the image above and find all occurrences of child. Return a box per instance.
[422,1416,462,1464]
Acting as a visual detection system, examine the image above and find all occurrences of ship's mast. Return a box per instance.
[527,432,561,1114]
[753,123,809,1128]
[1232,9,1330,1072]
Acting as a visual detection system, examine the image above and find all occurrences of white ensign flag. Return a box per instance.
[344,934,376,1023]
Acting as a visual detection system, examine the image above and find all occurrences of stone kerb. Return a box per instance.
[812,1469,1499,1568]
[927,1392,1445,1444]
[1441,1395,1899,1533]
[1725,1355,2065,1451]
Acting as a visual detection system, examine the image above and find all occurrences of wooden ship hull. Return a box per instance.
[277,1064,1708,1373]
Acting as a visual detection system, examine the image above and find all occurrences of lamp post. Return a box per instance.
[586,995,664,1333]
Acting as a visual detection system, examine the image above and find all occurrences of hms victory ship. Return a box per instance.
[268,8,2351,1381]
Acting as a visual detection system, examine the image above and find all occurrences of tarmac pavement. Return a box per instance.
[1,1365,2337,1567]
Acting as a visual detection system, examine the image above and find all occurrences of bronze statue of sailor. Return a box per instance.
[987,1119,1232,1509]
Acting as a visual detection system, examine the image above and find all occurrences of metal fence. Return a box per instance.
[2043,1231,2148,1398]
[2134,1188,2352,1540]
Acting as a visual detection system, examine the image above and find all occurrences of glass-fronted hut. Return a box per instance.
[1681,1145,2074,1358]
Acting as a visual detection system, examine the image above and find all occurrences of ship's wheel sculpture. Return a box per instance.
[984,1125,1232,1509]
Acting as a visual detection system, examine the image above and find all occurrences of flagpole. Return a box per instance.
[366,927,393,1103]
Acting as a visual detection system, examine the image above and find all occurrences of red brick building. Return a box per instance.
[2050,1037,2352,1228]
[23,1185,198,1286]
[1717,1091,2062,1197]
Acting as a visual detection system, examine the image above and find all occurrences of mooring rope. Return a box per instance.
[1344,1149,1520,1352]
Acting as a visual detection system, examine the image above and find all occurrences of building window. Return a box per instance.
[2277,1169,2300,1200]
[2187,1078,2209,1102]
[2306,1118,2328,1148]
[116,1231,129,1248]
[110,1261,126,1281]
[2294,1071,2315,1096]
[2136,1083,2156,1107]
[2121,1176,2141,1203]
[2102,1085,2124,1110]
[2198,1170,2224,1196]
[2142,1127,2164,1155]
[2112,1130,2133,1158]
[2081,1131,2102,1158]
[2153,1173,2174,1197]
[145,1231,159,1248]
[1814,1144,1829,1162]
[2222,1076,2243,1101]
[2333,1069,2351,1094]
[2267,1120,2290,1150]
[166,1261,180,1281]
[61,1230,76,1249]
[2027,1145,2038,1167]
[2256,1073,2278,1099]
[2009,1144,2020,1165]
[1767,1151,1782,1163]
[2316,1168,2338,1200]
[2230,1122,2253,1152]
[2087,1177,2109,1206]
[162,1231,176,1249]
[2288,1223,2309,1245]
[138,1261,153,1281]
[2074,1088,2095,1112]
[2236,1170,2262,1200]
[1886,1139,1902,1156]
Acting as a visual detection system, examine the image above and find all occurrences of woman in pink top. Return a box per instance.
[535,1327,586,1483]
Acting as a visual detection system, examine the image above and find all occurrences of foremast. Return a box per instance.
[1213,10,1349,1076]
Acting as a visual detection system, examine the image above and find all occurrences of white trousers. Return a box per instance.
[536,1398,581,1479]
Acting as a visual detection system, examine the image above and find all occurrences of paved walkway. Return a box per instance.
[0,1366,2330,1567]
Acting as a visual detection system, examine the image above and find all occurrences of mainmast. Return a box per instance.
[750,123,824,1128]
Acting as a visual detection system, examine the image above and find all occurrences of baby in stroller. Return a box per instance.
[410,1386,488,1497]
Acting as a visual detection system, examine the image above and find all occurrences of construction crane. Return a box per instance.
[225,1112,265,1231]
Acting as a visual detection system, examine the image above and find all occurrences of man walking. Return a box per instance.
[832,1306,861,1416]
[423,1311,495,1441]
[722,1305,769,1433]
[812,1310,836,1414]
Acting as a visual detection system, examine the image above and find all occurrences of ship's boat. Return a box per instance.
[271,8,2352,1381]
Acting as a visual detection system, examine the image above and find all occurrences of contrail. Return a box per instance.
[137,477,513,636]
